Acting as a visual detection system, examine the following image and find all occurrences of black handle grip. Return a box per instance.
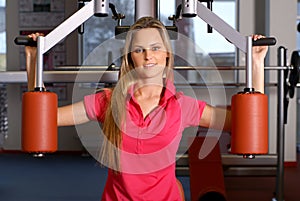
[252,37,277,46]
[14,36,37,47]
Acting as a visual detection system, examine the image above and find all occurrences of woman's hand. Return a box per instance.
[252,34,269,63]
[252,34,268,93]
[25,32,43,57]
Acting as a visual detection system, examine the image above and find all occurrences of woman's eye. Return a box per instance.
[133,48,143,53]
[152,46,160,51]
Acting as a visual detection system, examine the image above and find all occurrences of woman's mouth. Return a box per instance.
[144,63,156,68]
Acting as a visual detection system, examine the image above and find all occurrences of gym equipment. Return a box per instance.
[180,1,274,158]
[276,46,287,201]
[231,91,269,157]
[22,90,57,153]
[180,0,275,157]
[231,38,270,158]
[21,34,58,154]
[230,37,269,158]
[19,1,114,154]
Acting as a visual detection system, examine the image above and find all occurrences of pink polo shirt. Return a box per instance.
[84,81,206,201]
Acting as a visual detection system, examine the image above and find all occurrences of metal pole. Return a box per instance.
[246,36,253,89]
[43,0,95,54]
[276,46,286,201]
[135,0,157,21]
[36,36,44,90]
[33,0,96,89]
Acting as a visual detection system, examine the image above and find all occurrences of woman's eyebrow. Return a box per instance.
[149,42,164,47]
[131,42,163,48]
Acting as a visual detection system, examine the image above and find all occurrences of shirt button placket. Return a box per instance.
[137,129,142,152]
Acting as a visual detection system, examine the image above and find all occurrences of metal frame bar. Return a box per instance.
[195,2,253,89]
[196,2,246,52]
[0,66,290,84]
[36,0,95,88]
[276,46,287,201]
[176,153,278,177]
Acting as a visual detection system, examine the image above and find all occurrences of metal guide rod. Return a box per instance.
[246,36,253,89]
[276,46,286,201]
[36,37,44,89]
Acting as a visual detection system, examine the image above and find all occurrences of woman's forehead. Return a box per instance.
[131,28,164,46]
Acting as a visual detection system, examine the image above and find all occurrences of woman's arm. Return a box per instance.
[252,34,269,93]
[25,45,37,91]
[200,35,268,131]
[199,104,231,131]
[25,33,90,127]
[58,101,90,126]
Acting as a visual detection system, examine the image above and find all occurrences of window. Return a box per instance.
[82,0,236,68]
[193,1,236,66]
[0,0,6,147]
[82,0,135,66]
[0,0,5,71]
[159,0,236,67]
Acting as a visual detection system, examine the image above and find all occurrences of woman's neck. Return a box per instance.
[134,78,164,99]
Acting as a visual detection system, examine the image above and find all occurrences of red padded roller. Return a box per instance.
[231,92,268,155]
[22,91,58,153]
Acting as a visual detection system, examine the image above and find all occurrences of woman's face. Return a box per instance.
[130,28,169,80]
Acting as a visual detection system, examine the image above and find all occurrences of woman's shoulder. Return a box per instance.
[174,90,206,106]
[84,87,112,105]
[95,87,113,97]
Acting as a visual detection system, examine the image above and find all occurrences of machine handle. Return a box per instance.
[14,36,37,47]
[252,37,276,46]
[226,37,276,47]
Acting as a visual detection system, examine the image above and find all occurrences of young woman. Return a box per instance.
[26,17,268,201]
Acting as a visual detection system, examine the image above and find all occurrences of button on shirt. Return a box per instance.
[84,80,206,201]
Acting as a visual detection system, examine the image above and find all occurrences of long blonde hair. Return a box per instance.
[100,16,174,171]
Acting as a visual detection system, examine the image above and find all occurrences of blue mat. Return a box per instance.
[0,153,190,201]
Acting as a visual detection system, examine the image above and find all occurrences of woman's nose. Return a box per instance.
[144,49,153,60]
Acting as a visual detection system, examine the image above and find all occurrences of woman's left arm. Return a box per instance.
[252,35,269,93]
[199,35,268,131]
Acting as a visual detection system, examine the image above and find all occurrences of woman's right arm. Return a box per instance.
[25,40,37,91]
[58,101,90,126]
[25,33,90,126]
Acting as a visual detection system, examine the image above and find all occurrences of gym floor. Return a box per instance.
[0,152,299,201]
[225,153,300,201]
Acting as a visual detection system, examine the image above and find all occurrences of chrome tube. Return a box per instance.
[135,0,157,20]
[36,36,44,90]
[94,0,109,17]
[246,36,253,89]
